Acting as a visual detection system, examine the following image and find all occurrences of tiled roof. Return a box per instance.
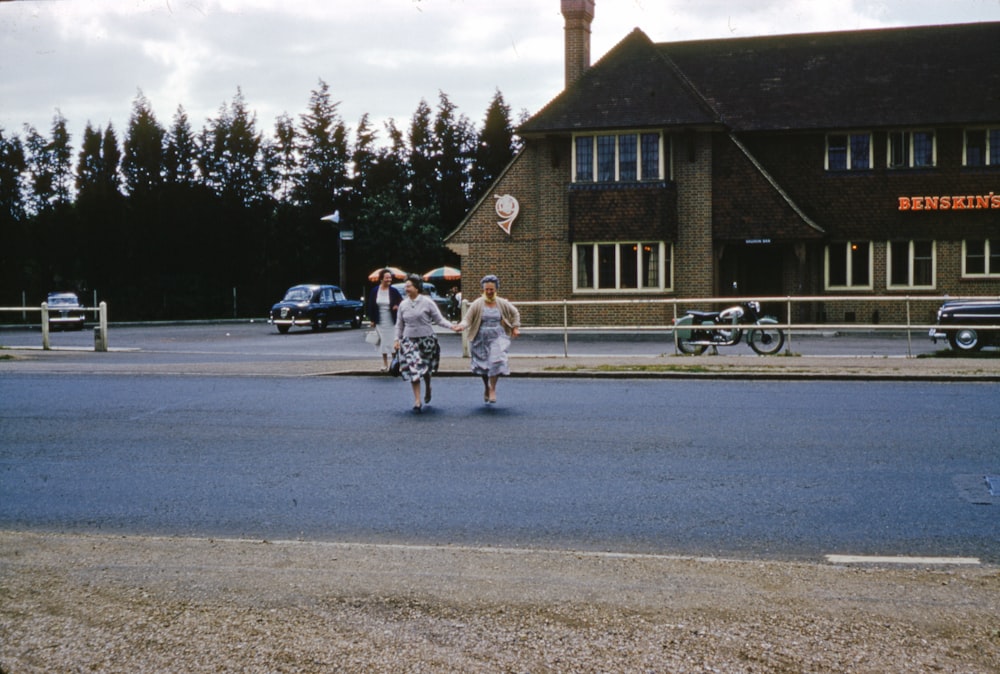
[521,22,1000,134]
[519,29,719,135]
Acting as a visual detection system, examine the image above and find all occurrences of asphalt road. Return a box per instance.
[2,369,997,563]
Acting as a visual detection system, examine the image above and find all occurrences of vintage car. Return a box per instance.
[929,299,1000,351]
[45,292,86,330]
[268,284,363,333]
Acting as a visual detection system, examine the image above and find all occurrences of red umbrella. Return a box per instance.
[422,266,461,282]
[368,266,408,282]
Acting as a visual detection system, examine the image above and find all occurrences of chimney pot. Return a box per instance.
[561,0,595,88]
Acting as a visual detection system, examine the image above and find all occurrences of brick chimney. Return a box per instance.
[561,0,595,88]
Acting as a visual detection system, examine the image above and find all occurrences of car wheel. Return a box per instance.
[277,325,290,334]
[949,329,982,352]
[312,317,328,332]
[351,314,361,329]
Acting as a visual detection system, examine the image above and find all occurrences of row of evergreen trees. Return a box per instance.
[0,81,522,320]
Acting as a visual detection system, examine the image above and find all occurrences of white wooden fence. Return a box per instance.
[0,302,109,351]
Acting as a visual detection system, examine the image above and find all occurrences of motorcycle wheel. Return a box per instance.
[675,333,707,355]
[748,326,785,355]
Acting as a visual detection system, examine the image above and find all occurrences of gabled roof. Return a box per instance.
[714,134,825,241]
[519,29,719,135]
[522,22,1000,134]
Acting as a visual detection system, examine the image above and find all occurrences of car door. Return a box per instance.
[318,287,336,323]
[329,287,349,322]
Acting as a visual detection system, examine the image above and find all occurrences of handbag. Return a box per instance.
[388,349,402,377]
[365,329,380,346]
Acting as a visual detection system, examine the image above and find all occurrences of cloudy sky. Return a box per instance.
[3,0,1000,147]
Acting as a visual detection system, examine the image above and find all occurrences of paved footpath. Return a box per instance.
[3,344,1000,380]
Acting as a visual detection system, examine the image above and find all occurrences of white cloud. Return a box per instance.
[1,0,998,145]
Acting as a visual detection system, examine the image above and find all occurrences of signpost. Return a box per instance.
[321,211,349,290]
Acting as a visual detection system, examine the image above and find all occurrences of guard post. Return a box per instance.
[93,301,108,352]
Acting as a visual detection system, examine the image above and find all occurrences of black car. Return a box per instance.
[45,292,86,331]
[930,299,1000,351]
[392,281,455,318]
[269,284,364,333]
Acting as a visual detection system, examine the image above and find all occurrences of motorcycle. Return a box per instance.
[672,301,785,355]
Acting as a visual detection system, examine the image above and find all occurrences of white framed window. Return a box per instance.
[963,240,1000,277]
[964,128,1000,166]
[887,240,936,289]
[573,132,666,183]
[887,130,935,168]
[825,241,872,289]
[573,241,671,292]
[825,133,872,171]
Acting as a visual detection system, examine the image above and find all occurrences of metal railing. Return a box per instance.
[0,302,109,351]
[462,294,1000,358]
[3,294,997,358]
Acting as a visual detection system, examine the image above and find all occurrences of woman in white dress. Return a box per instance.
[365,269,403,372]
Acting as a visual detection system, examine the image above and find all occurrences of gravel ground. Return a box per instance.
[2,531,998,673]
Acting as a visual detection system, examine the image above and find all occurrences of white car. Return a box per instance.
[46,292,86,331]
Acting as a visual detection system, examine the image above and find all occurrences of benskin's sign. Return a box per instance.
[898,192,1000,211]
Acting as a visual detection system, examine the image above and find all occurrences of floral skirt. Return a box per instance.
[399,335,440,382]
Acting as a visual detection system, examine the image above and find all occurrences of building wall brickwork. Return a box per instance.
[674,131,715,301]
[446,20,1000,330]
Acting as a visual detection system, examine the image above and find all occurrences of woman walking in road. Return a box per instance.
[394,274,455,412]
[366,269,403,372]
[454,274,521,404]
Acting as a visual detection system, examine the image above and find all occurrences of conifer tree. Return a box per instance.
[296,79,349,212]
[198,88,265,207]
[433,91,475,232]
[164,106,197,187]
[0,129,27,302]
[471,89,519,200]
[122,92,165,197]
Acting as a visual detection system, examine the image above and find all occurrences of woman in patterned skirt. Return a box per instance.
[393,274,455,412]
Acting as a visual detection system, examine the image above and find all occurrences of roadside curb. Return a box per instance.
[328,370,1000,382]
[323,354,1000,382]
[4,346,999,382]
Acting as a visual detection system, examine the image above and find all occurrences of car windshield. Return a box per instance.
[282,288,312,302]
[47,294,78,306]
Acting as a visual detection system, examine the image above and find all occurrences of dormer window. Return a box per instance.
[826,133,871,170]
[887,130,935,169]
[964,128,1000,166]
[573,132,665,183]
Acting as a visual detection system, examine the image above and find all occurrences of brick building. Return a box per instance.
[445,1,1000,326]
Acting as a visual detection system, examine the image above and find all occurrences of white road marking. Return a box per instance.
[826,554,980,565]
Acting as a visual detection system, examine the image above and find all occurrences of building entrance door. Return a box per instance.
[719,243,786,317]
